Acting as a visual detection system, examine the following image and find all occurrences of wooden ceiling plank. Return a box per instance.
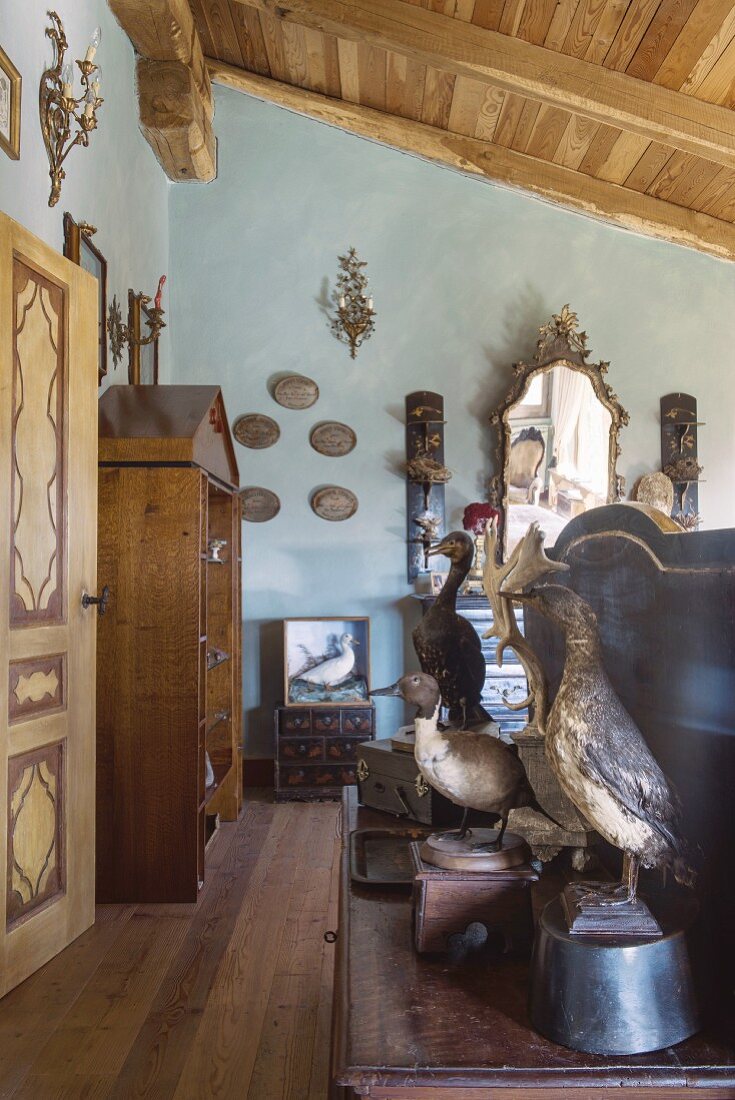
[652,0,735,88]
[258,11,291,82]
[691,35,735,105]
[193,0,244,67]
[386,51,428,119]
[280,22,310,87]
[303,28,342,97]
[624,141,675,190]
[625,0,699,82]
[552,114,600,168]
[337,37,361,102]
[473,85,506,138]
[229,2,272,77]
[189,0,217,57]
[524,104,573,159]
[694,163,735,212]
[646,149,693,197]
[595,131,651,182]
[680,6,735,92]
[492,90,527,146]
[421,67,457,127]
[666,154,723,205]
[516,0,559,45]
[603,0,662,70]
[234,0,735,169]
[584,0,632,65]
[455,0,479,20]
[357,43,388,111]
[207,59,735,260]
[499,0,528,35]
[706,180,735,218]
[578,122,622,172]
[561,0,610,59]
[447,75,488,134]
[544,0,582,50]
[471,0,506,30]
[510,98,542,151]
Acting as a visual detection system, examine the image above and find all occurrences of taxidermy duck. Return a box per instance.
[298,632,359,690]
[413,531,489,728]
[371,672,556,849]
[512,585,694,900]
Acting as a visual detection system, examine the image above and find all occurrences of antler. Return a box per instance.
[482,519,567,734]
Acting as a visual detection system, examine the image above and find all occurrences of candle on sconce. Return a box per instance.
[339,295,346,309]
[84,92,95,119]
[91,65,102,99]
[85,26,101,64]
[61,62,74,99]
[367,297,374,310]
[154,274,167,311]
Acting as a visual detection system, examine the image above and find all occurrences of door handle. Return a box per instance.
[81,585,110,616]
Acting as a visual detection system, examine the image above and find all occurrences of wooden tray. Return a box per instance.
[349,827,428,886]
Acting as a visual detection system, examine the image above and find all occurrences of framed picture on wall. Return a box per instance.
[63,213,108,383]
[0,44,21,160]
[284,617,370,707]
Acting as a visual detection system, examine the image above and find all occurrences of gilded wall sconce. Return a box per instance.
[329,248,376,359]
[107,276,167,380]
[39,12,103,207]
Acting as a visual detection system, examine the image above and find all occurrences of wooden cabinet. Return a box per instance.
[95,386,242,902]
[274,704,374,801]
[0,213,98,995]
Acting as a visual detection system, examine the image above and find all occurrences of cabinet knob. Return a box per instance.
[81,585,110,616]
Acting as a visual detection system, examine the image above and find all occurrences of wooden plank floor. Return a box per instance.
[0,793,341,1100]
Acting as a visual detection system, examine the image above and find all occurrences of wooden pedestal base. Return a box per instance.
[410,842,538,955]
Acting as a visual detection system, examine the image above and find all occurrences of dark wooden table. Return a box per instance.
[331,788,735,1099]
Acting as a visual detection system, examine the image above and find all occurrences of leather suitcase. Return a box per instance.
[356,738,460,826]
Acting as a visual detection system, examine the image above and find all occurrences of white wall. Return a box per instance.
[0,2,170,382]
[169,87,735,757]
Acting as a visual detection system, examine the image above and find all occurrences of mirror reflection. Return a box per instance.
[505,363,612,556]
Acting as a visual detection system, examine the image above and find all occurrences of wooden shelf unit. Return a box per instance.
[95,385,242,903]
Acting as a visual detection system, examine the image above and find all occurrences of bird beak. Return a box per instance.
[352,639,360,645]
[427,540,450,558]
[369,681,401,698]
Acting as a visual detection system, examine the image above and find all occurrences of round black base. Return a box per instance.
[530,895,700,1055]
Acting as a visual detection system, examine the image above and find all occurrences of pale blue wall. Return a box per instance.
[0,1,171,383]
[169,87,735,756]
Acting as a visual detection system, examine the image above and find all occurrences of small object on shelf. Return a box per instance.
[411,841,538,955]
[207,710,229,733]
[660,393,703,528]
[328,247,375,359]
[239,486,280,522]
[0,43,21,160]
[207,537,227,562]
[232,413,280,449]
[273,374,319,409]
[310,485,358,521]
[275,703,375,802]
[309,421,357,457]
[284,617,369,706]
[634,471,675,516]
[207,647,229,671]
[406,392,448,581]
[205,750,215,789]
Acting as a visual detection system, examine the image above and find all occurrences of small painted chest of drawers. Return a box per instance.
[274,704,376,802]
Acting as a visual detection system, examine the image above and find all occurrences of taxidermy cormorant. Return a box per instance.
[371,672,557,849]
[512,585,694,899]
[413,530,489,728]
[298,632,359,689]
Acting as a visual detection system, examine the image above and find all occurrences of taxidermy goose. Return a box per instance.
[413,531,489,728]
[512,585,694,899]
[371,672,556,849]
[298,633,359,689]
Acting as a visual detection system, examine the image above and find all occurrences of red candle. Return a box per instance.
[154,274,167,311]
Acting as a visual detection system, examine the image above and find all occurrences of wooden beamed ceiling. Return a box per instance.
[111,0,735,259]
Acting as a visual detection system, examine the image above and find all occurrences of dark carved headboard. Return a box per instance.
[525,503,735,1010]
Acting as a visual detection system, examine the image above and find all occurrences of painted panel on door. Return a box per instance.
[8,653,66,724]
[6,741,65,929]
[10,259,66,627]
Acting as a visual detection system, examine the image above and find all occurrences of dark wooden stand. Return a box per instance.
[331,788,735,1098]
[410,842,537,955]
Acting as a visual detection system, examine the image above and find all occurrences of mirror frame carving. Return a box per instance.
[489,306,629,559]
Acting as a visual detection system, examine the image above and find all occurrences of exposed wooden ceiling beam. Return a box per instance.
[207,58,735,263]
[109,0,216,180]
[232,0,735,171]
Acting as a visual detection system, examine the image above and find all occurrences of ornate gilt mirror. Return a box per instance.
[490,306,629,560]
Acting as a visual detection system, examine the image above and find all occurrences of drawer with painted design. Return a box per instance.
[342,708,374,734]
[312,710,341,733]
[278,708,312,734]
[278,736,324,763]
[325,736,369,762]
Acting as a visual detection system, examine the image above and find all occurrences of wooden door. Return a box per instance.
[0,212,97,995]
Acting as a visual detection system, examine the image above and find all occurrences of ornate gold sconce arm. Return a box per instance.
[329,248,376,359]
[39,12,104,208]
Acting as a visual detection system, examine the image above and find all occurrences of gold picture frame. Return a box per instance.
[63,213,108,383]
[0,43,21,160]
[283,616,371,707]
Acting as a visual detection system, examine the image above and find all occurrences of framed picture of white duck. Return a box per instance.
[284,617,370,706]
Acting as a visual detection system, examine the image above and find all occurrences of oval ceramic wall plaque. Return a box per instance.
[273,374,320,410]
[311,486,358,522]
[310,421,357,457]
[240,487,281,522]
[233,413,280,449]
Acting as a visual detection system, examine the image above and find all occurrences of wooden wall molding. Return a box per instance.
[235,0,735,171]
[109,0,216,181]
[208,59,735,263]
